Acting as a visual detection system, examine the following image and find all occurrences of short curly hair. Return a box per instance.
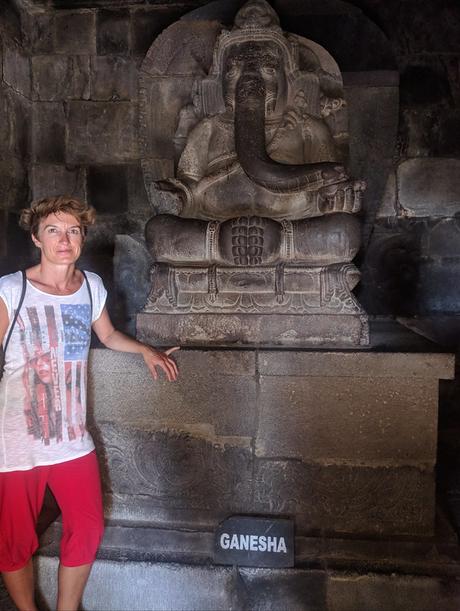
[19,196,96,238]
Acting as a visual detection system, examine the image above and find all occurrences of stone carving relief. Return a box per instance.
[99,421,252,511]
[139,0,368,345]
[254,461,432,536]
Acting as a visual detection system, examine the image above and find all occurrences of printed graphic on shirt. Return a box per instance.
[17,304,91,446]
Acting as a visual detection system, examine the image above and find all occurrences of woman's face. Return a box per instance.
[32,212,83,266]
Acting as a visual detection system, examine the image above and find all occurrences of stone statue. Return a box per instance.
[138,0,368,346]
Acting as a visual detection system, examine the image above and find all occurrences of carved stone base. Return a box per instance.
[136,312,369,346]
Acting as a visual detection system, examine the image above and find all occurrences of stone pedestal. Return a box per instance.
[137,312,369,347]
[85,347,452,537]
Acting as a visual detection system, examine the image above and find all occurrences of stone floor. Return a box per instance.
[2,506,460,611]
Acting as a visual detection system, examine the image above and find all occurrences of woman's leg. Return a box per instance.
[1,559,37,611]
[0,468,48,611]
[47,452,104,611]
[56,563,93,611]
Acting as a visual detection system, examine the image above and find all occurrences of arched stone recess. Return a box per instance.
[137,0,398,345]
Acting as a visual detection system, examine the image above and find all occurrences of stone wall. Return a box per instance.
[1,1,208,322]
[1,0,460,535]
[88,349,454,538]
[356,0,460,325]
[0,3,32,273]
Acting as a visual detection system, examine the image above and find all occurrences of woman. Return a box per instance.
[0,196,178,611]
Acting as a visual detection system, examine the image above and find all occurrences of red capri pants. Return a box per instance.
[0,451,104,572]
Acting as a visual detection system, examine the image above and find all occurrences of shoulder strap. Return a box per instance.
[3,270,27,354]
[81,270,93,322]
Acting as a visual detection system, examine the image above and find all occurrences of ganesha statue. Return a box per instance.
[137,0,368,346]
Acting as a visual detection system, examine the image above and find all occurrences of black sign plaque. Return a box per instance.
[214,516,294,568]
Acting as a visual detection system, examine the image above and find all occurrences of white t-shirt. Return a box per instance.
[0,271,107,472]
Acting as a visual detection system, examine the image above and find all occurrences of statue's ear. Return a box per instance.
[201,79,226,116]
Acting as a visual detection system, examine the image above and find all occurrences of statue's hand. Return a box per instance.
[154,179,190,216]
[321,165,348,184]
[319,178,365,215]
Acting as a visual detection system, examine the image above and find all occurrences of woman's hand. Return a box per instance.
[141,346,180,381]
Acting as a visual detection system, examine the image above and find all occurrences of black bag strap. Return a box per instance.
[3,270,27,355]
[81,270,93,322]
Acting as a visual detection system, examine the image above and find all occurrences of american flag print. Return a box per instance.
[19,303,91,446]
[61,304,91,361]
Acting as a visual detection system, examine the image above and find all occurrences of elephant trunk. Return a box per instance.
[234,70,341,193]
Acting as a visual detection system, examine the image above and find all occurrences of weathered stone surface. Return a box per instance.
[140,18,221,77]
[328,572,460,611]
[416,260,460,314]
[126,163,150,213]
[97,493,223,527]
[0,88,7,151]
[32,102,65,163]
[0,211,34,276]
[400,107,437,157]
[421,219,460,258]
[238,568,327,611]
[32,55,90,101]
[345,83,399,234]
[258,351,455,379]
[139,77,196,161]
[36,556,243,611]
[31,554,460,611]
[136,313,368,347]
[87,165,128,213]
[31,164,86,201]
[66,101,139,164]
[88,349,257,437]
[3,89,31,160]
[358,226,423,316]
[376,170,398,218]
[54,10,96,55]
[113,235,151,335]
[393,1,460,55]
[41,520,215,564]
[400,60,451,107]
[273,2,397,71]
[256,376,438,463]
[96,9,130,55]
[436,109,460,157]
[398,159,460,218]
[90,57,137,101]
[398,316,460,350]
[22,13,54,54]
[131,7,188,55]
[96,421,252,511]
[2,44,31,98]
[0,158,27,209]
[254,460,435,536]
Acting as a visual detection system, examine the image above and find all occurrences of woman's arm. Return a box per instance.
[0,298,9,346]
[92,306,179,381]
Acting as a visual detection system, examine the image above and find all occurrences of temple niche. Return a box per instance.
[138,0,368,347]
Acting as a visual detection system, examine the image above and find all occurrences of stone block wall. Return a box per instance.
[0,1,207,320]
[357,0,460,326]
[0,4,32,274]
[88,349,454,539]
